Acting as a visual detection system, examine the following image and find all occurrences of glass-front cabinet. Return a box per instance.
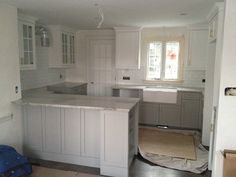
[18,14,37,70]
[48,25,75,68]
[62,32,75,65]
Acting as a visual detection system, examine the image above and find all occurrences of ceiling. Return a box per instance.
[1,0,223,29]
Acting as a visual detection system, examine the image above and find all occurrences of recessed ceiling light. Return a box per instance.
[180,13,188,16]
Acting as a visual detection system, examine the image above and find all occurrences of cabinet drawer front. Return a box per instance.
[181,92,200,100]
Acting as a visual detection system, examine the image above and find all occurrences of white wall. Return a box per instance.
[20,37,66,90]
[66,30,115,82]
[67,27,205,88]
[0,3,23,152]
[213,0,236,176]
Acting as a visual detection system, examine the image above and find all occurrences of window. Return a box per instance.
[146,40,182,81]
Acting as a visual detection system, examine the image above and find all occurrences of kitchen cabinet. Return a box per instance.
[44,107,61,153]
[140,102,159,125]
[100,106,138,177]
[113,88,203,130]
[187,27,208,70]
[181,92,202,129]
[23,105,43,152]
[62,108,81,155]
[81,109,100,158]
[208,17,218,43]
[48,25,76,68]
[159,104,181,127]
[18,14,37,70]
[22,103,138,177]
[114,27,141,69]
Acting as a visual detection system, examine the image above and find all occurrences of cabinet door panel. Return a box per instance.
[101,111,128,167]
[115,29,140,69]
[18,20,36,70]
[140,102,159,125]
[81,109,100,158]
[62,108,81,155]
[159,104,181,127]
[188,29,208,69]
[181,100,200,129]
[24,105,43,151]
[44,107,61,153]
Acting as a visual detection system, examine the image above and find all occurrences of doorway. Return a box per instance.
[87,39,115,97]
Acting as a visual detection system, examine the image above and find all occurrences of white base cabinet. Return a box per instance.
[22,104,138,177]
[62,108,81,155]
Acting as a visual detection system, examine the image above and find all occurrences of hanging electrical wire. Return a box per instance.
[95,3,104,28]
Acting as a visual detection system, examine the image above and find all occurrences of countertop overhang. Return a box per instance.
[15,88,140,112]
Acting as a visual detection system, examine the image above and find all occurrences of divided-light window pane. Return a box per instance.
[147,42,162,80]
[165,42,180,80]
[146,41,181,81]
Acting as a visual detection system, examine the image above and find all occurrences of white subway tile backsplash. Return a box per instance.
[20,47,65,90]
[115,68,205,88]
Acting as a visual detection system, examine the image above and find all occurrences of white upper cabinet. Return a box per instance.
[207,3,224,43]
[114,27,141,69]
[208,16,218,43]
[48,25,76,68]
[187,26,208,70]
[18,14,37,70]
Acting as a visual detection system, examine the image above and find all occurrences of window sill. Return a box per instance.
[144,79,184,84]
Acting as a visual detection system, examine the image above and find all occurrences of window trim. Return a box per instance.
[145,36,185,82]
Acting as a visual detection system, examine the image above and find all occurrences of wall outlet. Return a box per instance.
[15,86,18,94]
[123,76,130,80]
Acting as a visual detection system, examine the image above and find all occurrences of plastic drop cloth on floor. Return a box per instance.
[138,127,208,174]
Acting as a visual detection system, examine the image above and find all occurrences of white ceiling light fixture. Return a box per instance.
[94,3,104,28]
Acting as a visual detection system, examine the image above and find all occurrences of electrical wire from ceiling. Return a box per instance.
[95,3,104,28]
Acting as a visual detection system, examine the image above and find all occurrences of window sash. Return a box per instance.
[146,40,181,81]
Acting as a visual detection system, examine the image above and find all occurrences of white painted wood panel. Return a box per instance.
[62,108,81,155]
[44,107,61,153]
[101,111,128,167]
[24,105,43,151]
[81,109,100,158]
[114,27,141,69]
[87,39,115,97]
[187,29,208,70]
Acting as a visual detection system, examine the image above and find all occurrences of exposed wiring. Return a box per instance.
[95,4,104,28]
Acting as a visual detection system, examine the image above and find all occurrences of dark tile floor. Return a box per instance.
[30,154,211,177]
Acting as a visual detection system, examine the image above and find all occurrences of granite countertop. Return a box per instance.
[112,84,204,93]
[15,88,140,112]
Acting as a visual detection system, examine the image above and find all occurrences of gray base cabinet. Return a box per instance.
[139,91,203,130]
[159,104,181,127]
[112,88,203,130]
[140,102,159,125]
